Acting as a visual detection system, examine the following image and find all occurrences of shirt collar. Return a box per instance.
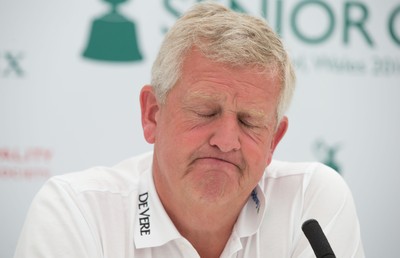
[134,167,181,249]
[234,184,266,237]
[133,167,266,249]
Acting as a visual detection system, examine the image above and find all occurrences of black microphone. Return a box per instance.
[302,219,336,258]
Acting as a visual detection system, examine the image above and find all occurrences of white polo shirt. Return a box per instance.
[14,152,364,258]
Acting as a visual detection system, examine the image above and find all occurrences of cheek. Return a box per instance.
[156,115,205,159]
[263,141,275,166]
[172,115,214,145]
[243,137,273,172]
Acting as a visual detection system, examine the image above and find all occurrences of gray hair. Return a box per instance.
[151,1,296,122]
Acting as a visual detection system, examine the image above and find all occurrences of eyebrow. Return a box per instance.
[184,90,226,102]
[242,109,267,118]
[185,90,271,121]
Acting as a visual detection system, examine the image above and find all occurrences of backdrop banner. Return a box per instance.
[1,0,399,257]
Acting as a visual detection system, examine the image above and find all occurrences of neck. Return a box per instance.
[161,192,247,258]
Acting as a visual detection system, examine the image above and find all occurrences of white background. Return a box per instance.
[1,0,399,257]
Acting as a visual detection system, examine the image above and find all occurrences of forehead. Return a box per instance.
[171,49,281,107]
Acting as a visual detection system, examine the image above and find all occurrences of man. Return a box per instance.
[15,2,364,258]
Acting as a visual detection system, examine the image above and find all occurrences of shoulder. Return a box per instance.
[258,161,364,257]
[15,152,154,258]
[45,151,153,196]
[262,160,351,214]
[266,160,336,177]
[265,160,346,189]
[264,160,355,221]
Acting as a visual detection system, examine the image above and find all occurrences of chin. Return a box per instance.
[191,173,237,204]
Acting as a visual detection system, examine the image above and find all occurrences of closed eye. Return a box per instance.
[239,118,257,128]
[194,106,220,118]
[196,111,217,118]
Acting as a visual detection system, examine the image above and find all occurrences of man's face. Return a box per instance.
[141,49,288,208]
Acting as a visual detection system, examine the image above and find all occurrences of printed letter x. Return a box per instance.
[4,52,24,77]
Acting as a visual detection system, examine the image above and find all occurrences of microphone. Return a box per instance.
[302,219,336,258]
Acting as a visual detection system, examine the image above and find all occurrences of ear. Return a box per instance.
[140,85,159,144]
[266,116,289,165]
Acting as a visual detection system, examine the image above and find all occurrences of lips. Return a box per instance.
[193,154,245,172]
[198,157,237,168]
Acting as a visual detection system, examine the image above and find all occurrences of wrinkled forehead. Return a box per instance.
[183,47,283,88]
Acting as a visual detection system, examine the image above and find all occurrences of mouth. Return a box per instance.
[195,156,243,171]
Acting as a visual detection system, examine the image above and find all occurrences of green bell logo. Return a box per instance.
[82,0,143,62]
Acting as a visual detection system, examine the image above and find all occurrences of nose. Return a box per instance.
[209,113,241,152]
